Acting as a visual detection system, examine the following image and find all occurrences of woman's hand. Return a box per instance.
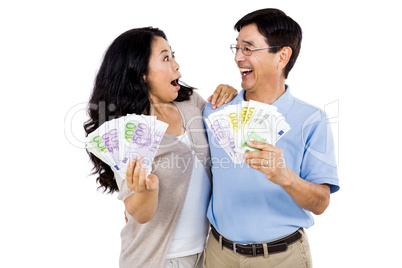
[207,84,238,109]
[126,156,159,192]
[124,156,159,224]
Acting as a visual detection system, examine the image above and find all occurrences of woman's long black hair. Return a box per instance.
[84,27,194,193]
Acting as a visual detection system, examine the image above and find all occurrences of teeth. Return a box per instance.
[239,68,252,73]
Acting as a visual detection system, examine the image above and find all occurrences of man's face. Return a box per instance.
[235,23,279,92]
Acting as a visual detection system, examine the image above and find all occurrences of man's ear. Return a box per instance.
[277,46,292,70]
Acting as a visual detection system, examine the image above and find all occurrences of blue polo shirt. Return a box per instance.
[203,87,339,243]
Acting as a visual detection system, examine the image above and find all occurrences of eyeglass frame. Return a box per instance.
[230,44,282,56]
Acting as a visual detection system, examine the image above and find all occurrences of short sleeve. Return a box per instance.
[300,110,340,193]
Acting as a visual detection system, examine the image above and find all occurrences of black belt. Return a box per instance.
[211,225,302,257]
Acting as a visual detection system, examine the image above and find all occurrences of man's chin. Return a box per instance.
[241,85,253,92]
[241,82,249,91]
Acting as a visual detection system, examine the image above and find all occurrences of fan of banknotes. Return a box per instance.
[85,114,168,179]
[205,100,291,164]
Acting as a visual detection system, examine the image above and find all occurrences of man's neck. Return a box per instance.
[244,84,286,104]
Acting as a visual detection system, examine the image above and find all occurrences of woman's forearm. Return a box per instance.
[125,189,159,224]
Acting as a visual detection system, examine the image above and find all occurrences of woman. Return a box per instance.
[84,27,236,268]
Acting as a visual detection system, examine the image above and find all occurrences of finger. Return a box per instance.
[207,95,212,102]
[141,174,158,191]
[210,85,224,107]
[126,158,136,186]
[126,158,134,178]
[132,157,142,187]
[139,166,147,189]
[224,92,236,104]
[245,157,270,169]
[215,92,229,108]
[145,176,158,191]
[138,156,150,189]
[211,87,222,105]
[243,150,271,161]
[214,85,233,107]
[246,140,276,152]
[244,157,263,169]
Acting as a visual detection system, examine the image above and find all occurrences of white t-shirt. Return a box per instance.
[166,131,211,259]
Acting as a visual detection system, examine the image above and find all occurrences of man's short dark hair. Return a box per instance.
[234,8,302,79]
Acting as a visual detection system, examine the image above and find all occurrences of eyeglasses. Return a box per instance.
[230,44,281,56]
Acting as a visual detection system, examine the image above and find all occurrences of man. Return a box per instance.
[203,8,339,267]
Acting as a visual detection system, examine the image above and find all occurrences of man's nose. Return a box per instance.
[234,49,245,63]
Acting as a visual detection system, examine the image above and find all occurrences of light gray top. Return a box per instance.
[116,91,211,268]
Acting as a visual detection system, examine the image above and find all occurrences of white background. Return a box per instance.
[1,0,401,267]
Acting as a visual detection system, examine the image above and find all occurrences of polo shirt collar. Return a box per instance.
[271,85,294,116]
[237,85,294,116]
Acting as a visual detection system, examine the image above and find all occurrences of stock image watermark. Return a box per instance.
[64,100,340,168]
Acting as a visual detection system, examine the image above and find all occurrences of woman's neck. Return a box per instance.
[149,102,175,117]
[150,102,185,136]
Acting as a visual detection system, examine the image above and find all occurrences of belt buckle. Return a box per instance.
[233,242,257,256]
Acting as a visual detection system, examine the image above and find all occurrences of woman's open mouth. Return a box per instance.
[171,79,180,90]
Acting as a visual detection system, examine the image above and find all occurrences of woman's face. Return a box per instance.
[144,36,181,104]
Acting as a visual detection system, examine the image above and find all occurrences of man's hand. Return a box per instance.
[207,84,238,109]
[243,140,331,215]
[243,140,292,188]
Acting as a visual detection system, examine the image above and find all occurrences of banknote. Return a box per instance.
[119,115,168,176]
[240,109,290,154]
[224,103,243,150]
[86,114,168,179]
[118,114,141,163]
[86,141,108,164]
[86,122,120,172]
[243,100,262,128]
[240,102,284,153]
[206,109,242,163]
[206,100,290,163]
[99,118,120,164]
[241,101,249,124]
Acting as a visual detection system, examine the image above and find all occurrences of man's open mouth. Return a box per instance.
[239,68,253,77]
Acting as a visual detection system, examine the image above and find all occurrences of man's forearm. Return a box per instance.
[282,168,330,215]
